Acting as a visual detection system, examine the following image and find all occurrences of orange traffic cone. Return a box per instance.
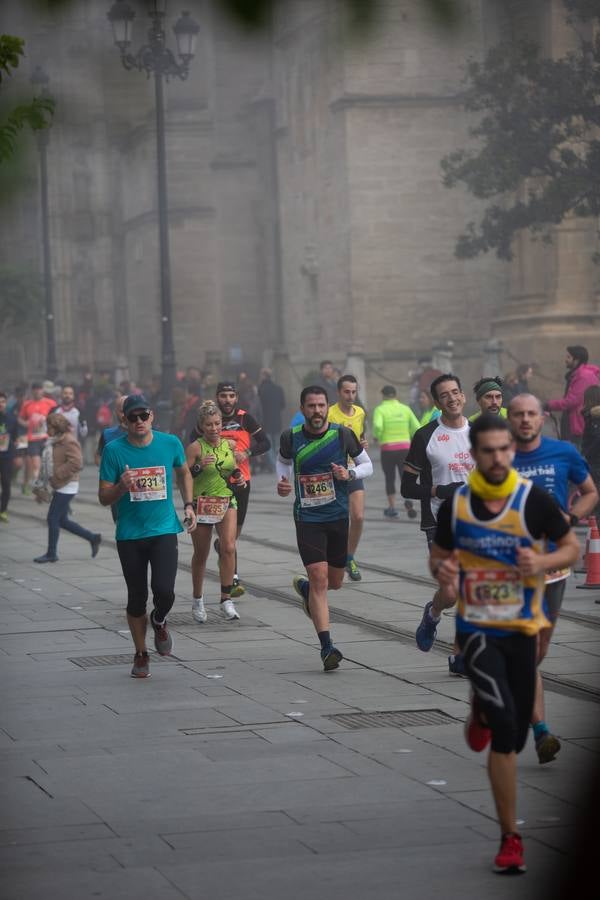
[575,516,596,574]
[577,518,600,589]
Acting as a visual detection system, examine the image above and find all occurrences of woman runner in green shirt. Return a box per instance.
[185,400,244,622]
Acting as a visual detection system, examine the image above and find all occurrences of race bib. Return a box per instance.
[463,569,524,622]
[196,495,229,524]
[545,567,570,584]
[0,432,9,453]
[128,466,167,502]
[298,471,336,507]
[30,413,46,437]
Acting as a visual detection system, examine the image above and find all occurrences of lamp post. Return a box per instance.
[107,0,199,424]
[30,65,57,381]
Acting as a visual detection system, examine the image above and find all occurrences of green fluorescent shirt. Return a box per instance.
[372,399,420,446]
[191,437,237,500]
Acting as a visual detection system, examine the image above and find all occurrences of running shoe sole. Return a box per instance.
[415,600,438,652]
[535,732,561,764]
[221,600,240,620]
[150,613,173,656]
[292,576,311,619]
[322,647,343,671]
[346,562,362,582]
[464,695,491,752]
[131,653,150,678]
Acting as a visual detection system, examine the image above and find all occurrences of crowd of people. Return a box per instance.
[2,343,600,875]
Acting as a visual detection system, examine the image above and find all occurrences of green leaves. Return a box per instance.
[0,96,55,163]
[441,21,600,261]
[0,33,55,170]
[0,34,24,83]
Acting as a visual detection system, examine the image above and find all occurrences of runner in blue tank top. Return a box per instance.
[276,385,373,671]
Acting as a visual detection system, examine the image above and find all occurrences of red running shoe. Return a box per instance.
[494,833,526,874]
[464,694,491,752]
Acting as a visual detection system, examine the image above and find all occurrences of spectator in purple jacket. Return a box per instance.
[545,345,600,448]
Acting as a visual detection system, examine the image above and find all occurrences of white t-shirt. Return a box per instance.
[404,416,474,528]
[426,419,473,518]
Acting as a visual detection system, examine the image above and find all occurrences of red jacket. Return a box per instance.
[547,363,600,437]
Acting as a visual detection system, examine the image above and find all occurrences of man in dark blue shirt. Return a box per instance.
[509,393,597,764]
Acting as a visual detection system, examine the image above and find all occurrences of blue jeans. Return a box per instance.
[47,491,95,557]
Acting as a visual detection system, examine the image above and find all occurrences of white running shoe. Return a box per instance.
[192,598,207,623]
[221,598,240,621]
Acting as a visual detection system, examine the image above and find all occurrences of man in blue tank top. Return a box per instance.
[276,385,373,671]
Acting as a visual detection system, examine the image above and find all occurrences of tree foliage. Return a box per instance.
[0,34,55,164]
[0,264,42,336]
[441,4,600,261]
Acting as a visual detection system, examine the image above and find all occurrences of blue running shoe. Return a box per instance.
[293,575,311,619]
[416,600,439,652]
[321,645,343,671]
[448,653,466,676]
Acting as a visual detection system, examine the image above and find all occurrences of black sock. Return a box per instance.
[318,630,332,651]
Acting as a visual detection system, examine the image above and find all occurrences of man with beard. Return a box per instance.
[55,384,88,446]
[277,386,373,670]
[508,394,597,763]
[191,381,271,597]
[468,376,507,421]
[401,374,475,672]
[545,345,600,448]
[430,414,579,873]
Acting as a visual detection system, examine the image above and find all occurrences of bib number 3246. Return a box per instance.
[298,471,336,507]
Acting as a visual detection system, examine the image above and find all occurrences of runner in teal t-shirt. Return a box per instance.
[100,430,186,541]
[98,394,196,680]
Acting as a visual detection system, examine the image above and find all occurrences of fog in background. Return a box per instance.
[1,0,598,416]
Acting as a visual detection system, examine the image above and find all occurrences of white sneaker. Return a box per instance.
[192,598,207,623]
[221,599,240,621]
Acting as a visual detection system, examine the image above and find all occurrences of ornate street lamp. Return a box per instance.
[107,1,200,425]
[30,65,57,381]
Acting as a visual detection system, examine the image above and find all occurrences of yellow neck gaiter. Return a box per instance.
[468,467,518,501]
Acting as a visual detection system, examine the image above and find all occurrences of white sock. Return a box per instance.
[193,596,203,603]
[429,608,441,623]
[234,573,239,581]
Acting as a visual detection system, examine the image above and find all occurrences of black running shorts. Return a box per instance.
[231,481,250,529]
[295,519,348,568]
[543,579,567,624]
[347,477,364,495]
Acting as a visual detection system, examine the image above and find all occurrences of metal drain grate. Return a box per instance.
[69,653,175,668]
[164,611,267,628]
[326,709,458,730]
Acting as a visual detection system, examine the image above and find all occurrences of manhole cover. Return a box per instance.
[69,653,176,668]
[326,709,458,729]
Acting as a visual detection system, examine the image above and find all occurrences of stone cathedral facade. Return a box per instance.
[1,0,598,408]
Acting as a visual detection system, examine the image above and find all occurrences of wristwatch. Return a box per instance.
[348,469,356,481]
[569,513,579,527]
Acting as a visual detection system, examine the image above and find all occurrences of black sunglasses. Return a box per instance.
[126,410,151,423]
